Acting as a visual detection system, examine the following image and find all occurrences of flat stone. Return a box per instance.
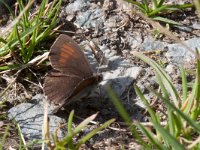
[165,37,200,64]
[101,66,143,97]
[75,9,105,29]
[7,94,66,141]
[65,0,89,14]
[139,36,167,51]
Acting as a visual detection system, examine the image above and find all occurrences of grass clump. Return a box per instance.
[108,51,200,149]
[125,0,193,25]
[0,0,62,70]
[44,110,115,150]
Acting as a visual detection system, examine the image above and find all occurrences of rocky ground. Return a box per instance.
[0,0,199,149]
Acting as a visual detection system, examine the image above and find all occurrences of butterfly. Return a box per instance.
[44,34,103,111]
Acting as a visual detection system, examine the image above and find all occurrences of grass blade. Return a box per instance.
[107,86,146,145]
[180,66,188,102]
[74,113,98,135]
[149,88,200,132]
[0,125,10,150]
[132,52,180,106]
[134,85,160,124]
[151,121,186,150]
[136,122,167,150]
[67,110,75,149]
[75,119,115,149]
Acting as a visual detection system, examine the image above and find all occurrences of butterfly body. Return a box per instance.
[44,34,102,110]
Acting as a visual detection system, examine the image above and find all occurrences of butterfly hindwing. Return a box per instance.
[44,71,82,105]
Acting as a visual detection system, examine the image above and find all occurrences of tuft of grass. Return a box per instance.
[133,50,200,149]
[108,50,200,149]
[124,0,193,25]
[0,0,62,68]
[44,110,115,150]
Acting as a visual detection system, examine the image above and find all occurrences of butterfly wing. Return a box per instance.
[44,72,102,106]
[44,34,94,105]
[44,71,83,105]
[49,34,93,77]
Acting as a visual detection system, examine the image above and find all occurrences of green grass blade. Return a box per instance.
[152,0,158,9]
[155,73,170,99]
[143,0,149,13]
[168,3,194,9]
[149,88,200,132]
[67,110,75,149]
[149,4,193,17]
[152,121,186,150]
[123,0,147,13]
[73,113,98,135]
[167,110,177,137]
[107,86,132,123]
[153,16,182,25]
[183,85,195,114]
[136,122,167,150]
[0,37,7,44]
[191,49,200,119]
[148,5,169,16]
[180,66,188,102]
[0,23,42,56]
[0,125,10,150]
[195,49,200,107]
[157,0,165,8]
[37,0,62,41]
[58,113,98,147]
[16,122,25,150]
[107,86,146,145]
[0,64,21,71]
[134,85,160,124]
[17,0,29,29]
[75,119,115,149]
[194,0,200,16]
[171,112,182,137]
[32,0,47,43]
[15,25,26,59]
[133,52,180,106]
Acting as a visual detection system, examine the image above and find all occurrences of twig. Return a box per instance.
[187,136,200,149]
[17,123,28,150]
[0,52,49,74]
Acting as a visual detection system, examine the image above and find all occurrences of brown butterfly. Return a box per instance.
[44,34,103,110]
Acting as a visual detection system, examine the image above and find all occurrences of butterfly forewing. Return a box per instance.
[49,34,93,77]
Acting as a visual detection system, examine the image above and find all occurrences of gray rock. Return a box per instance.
[165,38,200,64]
[174,25,192,32]
[165,64,176,75]
[65,0,89,14]
[127,32,143,49]
[139,36,167,51]
[65,0,105,29]
[75,9,105,29]
[191,22,200,30]
[101,66,144,97]
[7,94,66,141]
[80,39,144,98]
